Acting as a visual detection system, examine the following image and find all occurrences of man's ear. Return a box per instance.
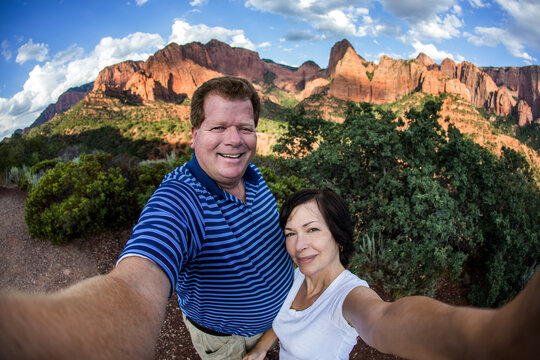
[190,127,197,149]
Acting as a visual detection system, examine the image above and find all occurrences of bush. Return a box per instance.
[24,150,193,244]
[259,166,308,209]
[25,153,137,243]
[133,152,190,209]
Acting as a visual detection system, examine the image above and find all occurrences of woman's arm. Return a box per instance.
[0,256,171,360]
[343,269,540,360]
[243,328,278,360]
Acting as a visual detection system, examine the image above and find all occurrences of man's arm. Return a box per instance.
[0,256,170,360]
[343,269,540,360]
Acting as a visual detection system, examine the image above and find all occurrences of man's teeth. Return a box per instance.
[221,154,241,158]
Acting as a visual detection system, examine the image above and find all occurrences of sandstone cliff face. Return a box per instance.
[487,87,516,119]
[328,45,371,102]
[93,61,143,93]
[416,52,438,70]
[456,62,499,110]
[516,99,534,126]
[420,70,471,101]
[88,39,539,129]
[482,66,540,121]
[92,40,320,103]
[371,55,426,103]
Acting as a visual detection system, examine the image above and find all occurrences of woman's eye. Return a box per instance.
[308,227,319,233]
[284,232,295,238]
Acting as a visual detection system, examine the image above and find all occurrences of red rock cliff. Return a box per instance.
[482,66,540,122]
[90,39,539,128]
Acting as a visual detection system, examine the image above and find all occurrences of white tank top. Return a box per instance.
[273,268,369,360]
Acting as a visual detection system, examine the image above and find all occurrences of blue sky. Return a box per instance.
[1,0,539,140]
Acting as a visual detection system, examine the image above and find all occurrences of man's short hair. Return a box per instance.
[190,76,261,129]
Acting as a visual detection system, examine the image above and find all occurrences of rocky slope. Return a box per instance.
[90,39,539,126]
[25,83,93,133]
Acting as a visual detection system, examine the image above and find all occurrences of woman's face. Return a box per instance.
[283,200,342,277]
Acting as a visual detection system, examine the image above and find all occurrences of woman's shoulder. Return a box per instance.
[339,270,370,290]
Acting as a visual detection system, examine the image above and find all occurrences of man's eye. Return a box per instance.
[241,128,255,133]
[212,126,225,131]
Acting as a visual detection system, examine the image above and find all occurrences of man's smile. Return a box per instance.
[219,153,243,159]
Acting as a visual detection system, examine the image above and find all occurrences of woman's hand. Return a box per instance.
[243,348,267,360]
[243,327,277,360]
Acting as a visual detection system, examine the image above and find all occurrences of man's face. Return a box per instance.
[191,93,257,190]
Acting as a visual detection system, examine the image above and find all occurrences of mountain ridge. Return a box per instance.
[29,39,539,135]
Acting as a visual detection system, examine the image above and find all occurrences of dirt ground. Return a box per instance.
[1,187,441,359]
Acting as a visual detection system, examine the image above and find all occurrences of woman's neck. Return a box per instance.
[292,261,345,311]
[303,262,345,296]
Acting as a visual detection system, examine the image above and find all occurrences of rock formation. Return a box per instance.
[33,38,540,130]
[482,66,540,122]
[328,40,372,102]
[24,82,94,133]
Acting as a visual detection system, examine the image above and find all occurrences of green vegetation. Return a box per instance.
[4,88,540,309]
[366,71,374,81]
[24,152,192,244]
[274,100,540,307]
[25,153,137,243]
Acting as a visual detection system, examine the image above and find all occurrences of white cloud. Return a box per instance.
[0,32,164,139]
[467,0,486,8]
[168,19,256,50]
[466,27,503,47]
[15,39,49,64]
[244,0,376,38]
[452,4,462,16]
[494,0,540,48]
[377,0,457,24]
[258,41,271,48]
[1,40,11,61]
[408,13,463,42]
[409,41,455,62]
[135,0,150,5]
[190,0,208,6]
[466,26,536,62]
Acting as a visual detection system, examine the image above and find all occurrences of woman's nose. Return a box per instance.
[295,233,308,252]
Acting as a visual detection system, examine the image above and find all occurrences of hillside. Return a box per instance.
[7,38,540,179]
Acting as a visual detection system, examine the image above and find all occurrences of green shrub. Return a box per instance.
[259,166,308,209]
[133,151,191,209]
[25,153,137,243]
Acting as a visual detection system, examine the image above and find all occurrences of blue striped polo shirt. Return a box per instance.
[118,154,294,336]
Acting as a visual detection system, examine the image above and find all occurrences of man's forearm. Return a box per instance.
[0,274,165,360]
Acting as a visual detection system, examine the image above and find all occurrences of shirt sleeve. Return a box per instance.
[118,180,204,297]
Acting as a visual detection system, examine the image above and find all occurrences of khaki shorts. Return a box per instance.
[182,313,263,360]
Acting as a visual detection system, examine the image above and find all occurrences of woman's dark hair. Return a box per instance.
[190,76,261,129]
[279,189,355,267]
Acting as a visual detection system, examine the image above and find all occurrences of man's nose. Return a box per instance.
[224,127,243,145]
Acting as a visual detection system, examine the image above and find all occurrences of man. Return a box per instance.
[0,76,294,360]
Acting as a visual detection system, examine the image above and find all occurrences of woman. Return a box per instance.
[244,189,540,360]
